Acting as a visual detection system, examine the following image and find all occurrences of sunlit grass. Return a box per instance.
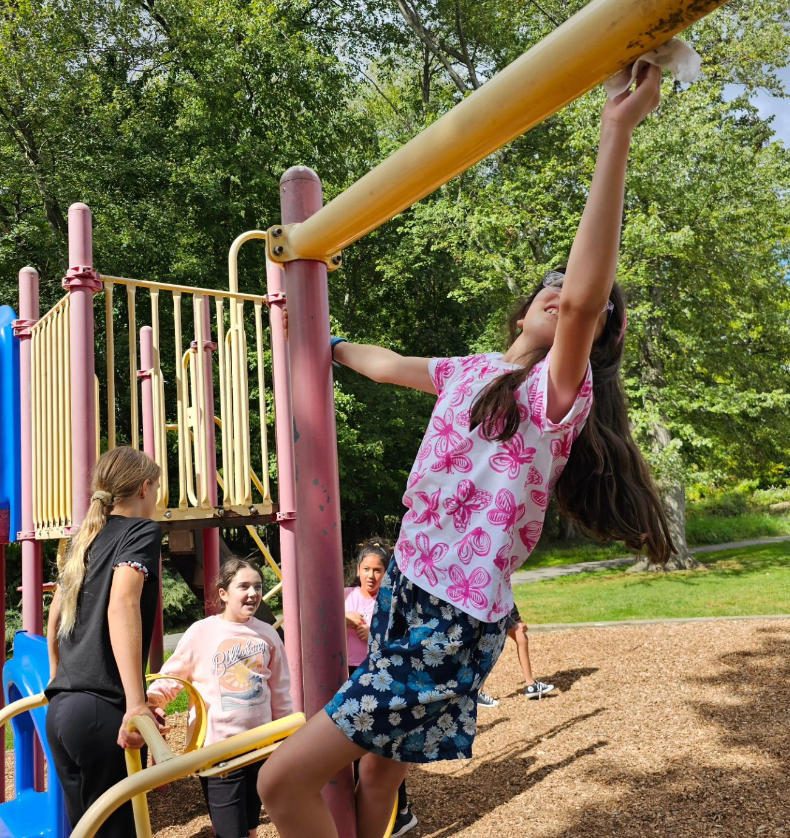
[514,543,790,624]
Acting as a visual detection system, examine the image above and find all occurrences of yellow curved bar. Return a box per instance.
[0,692,48,730]
[70,712,306,838]
[145,674,208,753]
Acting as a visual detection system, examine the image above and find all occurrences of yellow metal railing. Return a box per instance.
[30,295,72,539]
[99,275,274,523]
[71,712,307,838]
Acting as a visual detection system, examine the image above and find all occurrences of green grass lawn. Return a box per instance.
[525,513,790,569]
[514,542,790,624]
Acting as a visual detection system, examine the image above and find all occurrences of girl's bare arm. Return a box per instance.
[548,65,661,422]
[47,586,62,681]
[334,342,436,394]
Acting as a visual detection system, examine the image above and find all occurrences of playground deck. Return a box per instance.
[67,617,785,838]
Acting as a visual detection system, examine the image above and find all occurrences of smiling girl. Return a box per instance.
[148,557,292,838]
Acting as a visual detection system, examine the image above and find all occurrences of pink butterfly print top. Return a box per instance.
[394,352,593,623]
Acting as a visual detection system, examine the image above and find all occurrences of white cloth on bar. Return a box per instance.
[604,37,702,99]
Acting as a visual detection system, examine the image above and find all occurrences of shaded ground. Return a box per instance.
[143,618,790,837]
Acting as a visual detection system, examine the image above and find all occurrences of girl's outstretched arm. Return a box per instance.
[333,341,435,394]
[548,64,661,422]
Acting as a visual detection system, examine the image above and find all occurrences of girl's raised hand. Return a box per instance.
[602,63,662,132]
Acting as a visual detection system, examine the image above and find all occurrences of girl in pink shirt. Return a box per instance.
[345,541,417,837]
[148,558,292,838]
[261,68,674,838]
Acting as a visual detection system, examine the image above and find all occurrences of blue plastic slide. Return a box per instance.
[0,633,69,837]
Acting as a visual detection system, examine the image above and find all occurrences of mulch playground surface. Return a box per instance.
[10,619,790,837]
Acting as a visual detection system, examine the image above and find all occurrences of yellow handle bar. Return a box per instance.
[0,692,48,731]
[70,712,306,838]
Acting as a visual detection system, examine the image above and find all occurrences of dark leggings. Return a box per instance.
[46,691,135,838]
[349,666,408,812]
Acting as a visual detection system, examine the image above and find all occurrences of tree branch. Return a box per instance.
[453,0,480,89]
[394,0,469,96]
[359,68,415,132]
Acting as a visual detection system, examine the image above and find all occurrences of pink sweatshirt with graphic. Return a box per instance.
[147,615,293,746]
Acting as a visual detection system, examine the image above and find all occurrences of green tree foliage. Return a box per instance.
[1,0,788,567]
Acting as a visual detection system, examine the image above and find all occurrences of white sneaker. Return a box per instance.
[477,690,499,708]
[525,679,555,699]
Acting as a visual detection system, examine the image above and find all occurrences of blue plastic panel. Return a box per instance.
[0,305,21,544]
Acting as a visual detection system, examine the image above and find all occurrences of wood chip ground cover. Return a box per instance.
[9,619,788,836]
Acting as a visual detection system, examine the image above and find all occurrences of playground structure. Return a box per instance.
[0,0,730,835]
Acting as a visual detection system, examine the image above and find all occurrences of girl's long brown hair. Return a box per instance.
[58,447,161,637]
[470,278,674,563]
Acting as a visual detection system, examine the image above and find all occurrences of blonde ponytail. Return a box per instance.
[57,447,160,637]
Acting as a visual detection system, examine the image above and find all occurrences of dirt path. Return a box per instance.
[144,618,790,837]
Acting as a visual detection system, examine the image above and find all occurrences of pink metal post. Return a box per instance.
[64,203,102,528]
[139,327,164,673]
[266,257,303,712]
[16,266,45,790]
[16,267,42,636]
[194,299,220,615]
[279,166,356,836]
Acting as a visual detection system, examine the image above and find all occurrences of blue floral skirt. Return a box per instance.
[325,558,508,763]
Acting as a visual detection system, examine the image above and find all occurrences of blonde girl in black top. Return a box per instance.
[46,446,163,837]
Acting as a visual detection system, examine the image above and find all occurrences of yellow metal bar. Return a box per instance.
[31,332,40,532]
[238,300,252,505]
[54,307,63,526]
[64,306,72,528]
[224,332,236,505]
[124,750,153,838]
[44,318,53,530]
[197,743,279,777]
[262,580,283,603]
[150,290,168,509]
[103,274,268,304]
[183,350,198,507]
[57,306,68,527]
[248,526,282,581]
[194,295,210,508]
[227,231,267,294]
[30,295,68,333]
[70,713,306,838]
[145,674,208,752]
[0,693,48,730]
[281,0,728,261]
[104,280,116,449]
[254,301,271,503]
[228,326,244,504]
[215,299,231,509]
[127,285,139,450]
[173,293,188,509]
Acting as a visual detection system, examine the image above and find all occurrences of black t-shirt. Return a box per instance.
[46,516,162,708]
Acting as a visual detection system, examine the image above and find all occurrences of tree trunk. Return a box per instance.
[557,514,579,542]
[630,420,703,572]
[630,286,703,573]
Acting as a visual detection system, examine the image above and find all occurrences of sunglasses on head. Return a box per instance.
[543,271,615,316]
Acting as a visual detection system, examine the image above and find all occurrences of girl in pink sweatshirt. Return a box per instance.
[148,557,292,838]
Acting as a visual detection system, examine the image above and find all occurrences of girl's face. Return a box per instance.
[219,568,263,622]
[358,555,386,598]
[516,286,607,350]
